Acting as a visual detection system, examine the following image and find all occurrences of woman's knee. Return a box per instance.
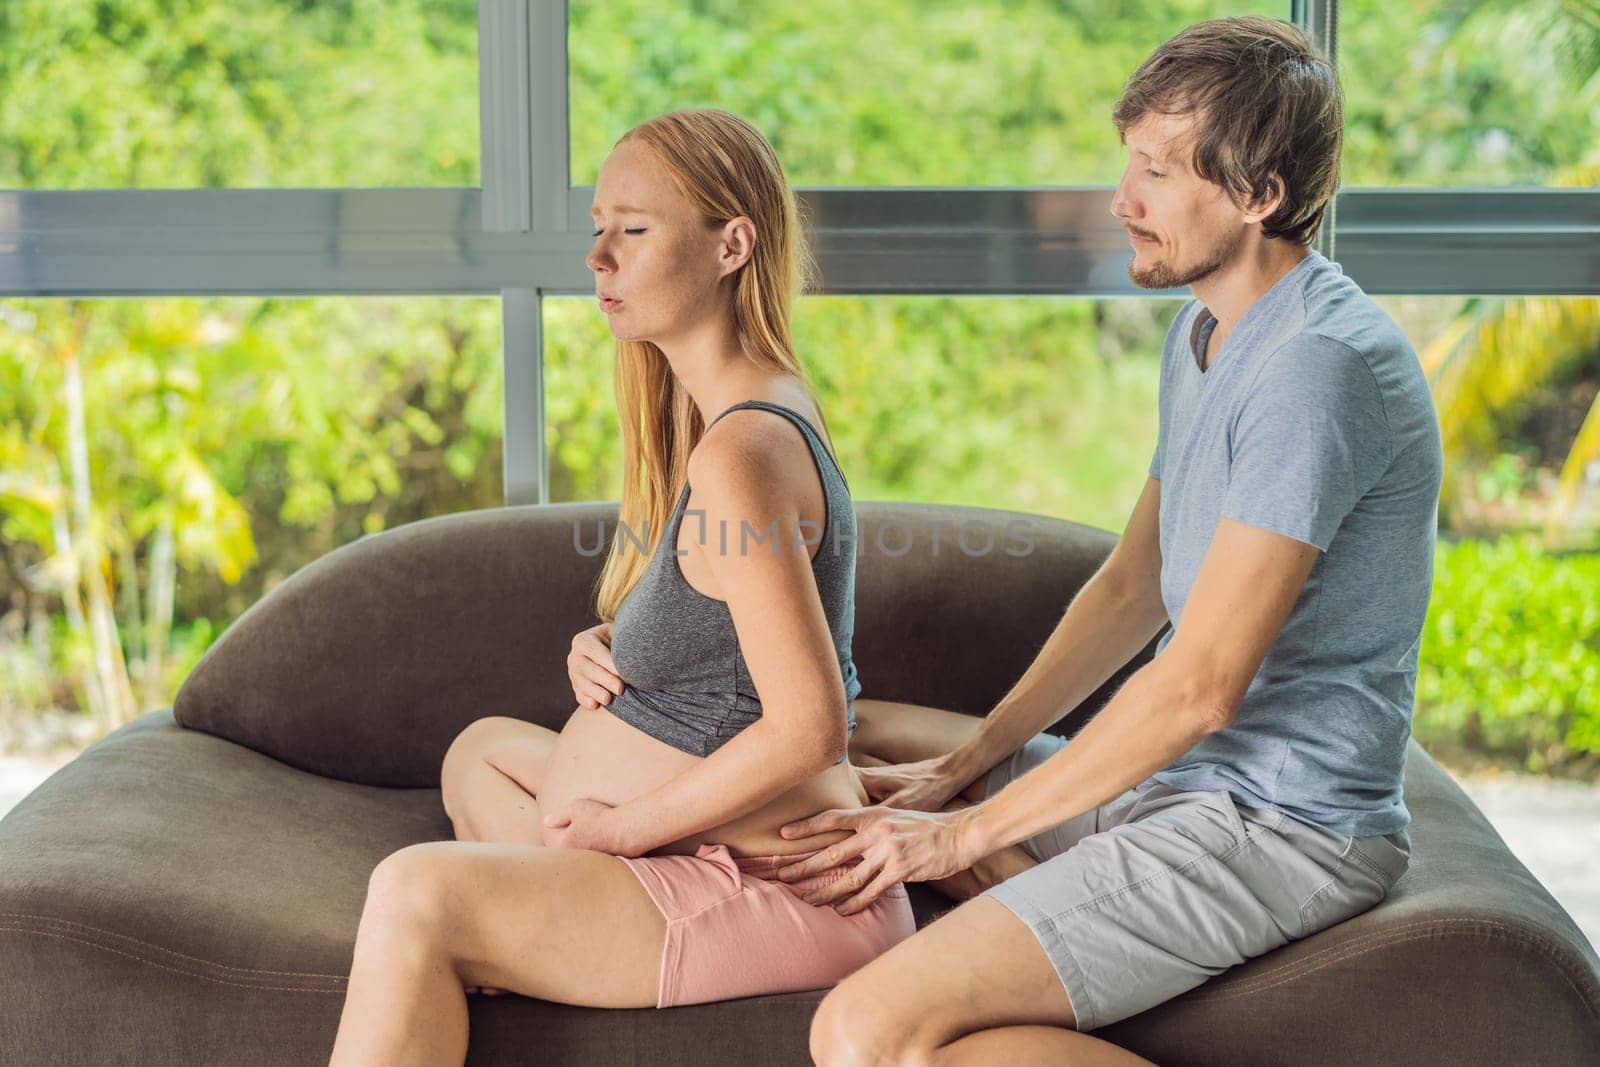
[361,845,455,941]
[440,716,522,812]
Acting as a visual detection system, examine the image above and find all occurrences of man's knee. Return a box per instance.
[810,975,938,1067]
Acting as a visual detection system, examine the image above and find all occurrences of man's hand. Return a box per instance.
[775,804,984,915]
[855,755,969,812]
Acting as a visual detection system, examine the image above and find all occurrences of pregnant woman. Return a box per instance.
[327,110,916,1065]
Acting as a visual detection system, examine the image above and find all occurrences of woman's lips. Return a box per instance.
[599,297,623,312]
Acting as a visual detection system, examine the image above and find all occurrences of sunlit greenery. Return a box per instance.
[1,1,1597,777]
[1417,537,1600,772]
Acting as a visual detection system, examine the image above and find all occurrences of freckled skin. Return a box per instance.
[586,139,734,351]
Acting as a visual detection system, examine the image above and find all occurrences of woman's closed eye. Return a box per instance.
[591,227,649,237]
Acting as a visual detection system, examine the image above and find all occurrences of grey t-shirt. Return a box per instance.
[1143,250,1443,838]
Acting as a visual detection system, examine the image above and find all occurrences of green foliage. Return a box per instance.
[1415,536,1600,771]
[1417,292,1600,543]
[1341,0,1600,185]
[0,295,503,720]
[0,0,479,188]
[569,0,1280,186]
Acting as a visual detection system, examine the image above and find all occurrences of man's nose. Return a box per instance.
[1110,177,1134,222]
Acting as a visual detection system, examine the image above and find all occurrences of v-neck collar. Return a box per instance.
[1186,251,1321,378]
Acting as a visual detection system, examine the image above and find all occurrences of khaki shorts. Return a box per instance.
[982,732,1411,1031]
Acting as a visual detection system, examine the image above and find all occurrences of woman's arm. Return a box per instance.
[551,413,849,856]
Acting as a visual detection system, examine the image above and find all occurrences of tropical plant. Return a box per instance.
[1420,279,1600,541]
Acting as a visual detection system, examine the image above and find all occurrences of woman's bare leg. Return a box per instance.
[328,841,666,1066]
[437,715,563,994]
[849,698,990,777]
[848,700,1040,901]
[439,715,560,845]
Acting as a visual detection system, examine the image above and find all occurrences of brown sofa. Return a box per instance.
[2,501,1597,1065]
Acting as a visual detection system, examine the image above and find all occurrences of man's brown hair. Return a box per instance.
[1113,16,1342,246]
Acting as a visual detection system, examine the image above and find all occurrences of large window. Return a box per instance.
[2,1,1597,777]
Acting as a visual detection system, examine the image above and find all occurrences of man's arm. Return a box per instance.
[942,476,1170,790]
[961,517,1320,855]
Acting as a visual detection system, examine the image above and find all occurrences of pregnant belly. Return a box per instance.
[539,705,867,858]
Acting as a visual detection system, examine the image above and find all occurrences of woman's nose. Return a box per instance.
[586,242,611,274]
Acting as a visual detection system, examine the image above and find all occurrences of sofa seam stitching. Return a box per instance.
[0,925,346,993]
[0,913,346,980]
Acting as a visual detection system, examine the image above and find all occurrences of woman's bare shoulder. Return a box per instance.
[689,406,821,504]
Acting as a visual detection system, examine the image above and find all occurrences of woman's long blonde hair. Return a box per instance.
[594,109,829,621]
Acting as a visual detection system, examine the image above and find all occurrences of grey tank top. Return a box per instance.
[605,400,862,761]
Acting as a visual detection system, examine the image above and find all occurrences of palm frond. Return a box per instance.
[1557,389,1600,527]
[1429,297,1600,459]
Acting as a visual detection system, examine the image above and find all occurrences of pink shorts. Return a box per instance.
[618,842,916,1008]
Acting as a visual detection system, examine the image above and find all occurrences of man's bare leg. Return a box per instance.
[848,698,990,773]
[810,895,1156,1066]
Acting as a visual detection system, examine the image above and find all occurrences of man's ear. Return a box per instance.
[717,217,756,277]
[1240,174,1286,225]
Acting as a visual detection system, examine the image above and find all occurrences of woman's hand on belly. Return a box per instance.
[540,796,633,854]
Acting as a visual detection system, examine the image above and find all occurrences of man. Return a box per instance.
[776,16,1444,1065]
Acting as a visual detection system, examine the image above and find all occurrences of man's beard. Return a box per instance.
[1127,228,1242,290]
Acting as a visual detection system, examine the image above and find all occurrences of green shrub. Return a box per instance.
[1415,536,1600,773]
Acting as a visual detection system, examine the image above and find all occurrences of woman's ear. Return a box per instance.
[717,217,757,277]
